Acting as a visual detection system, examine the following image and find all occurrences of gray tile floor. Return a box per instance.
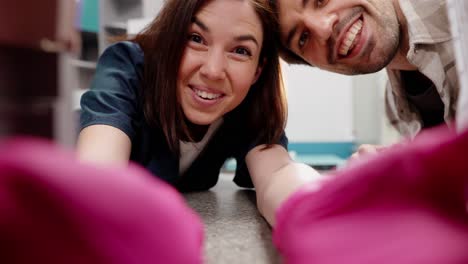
[184,173,281,264]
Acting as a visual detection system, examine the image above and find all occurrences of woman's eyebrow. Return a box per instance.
[193,16,259,48]
[235,35,259,48]
[193,17,209,32]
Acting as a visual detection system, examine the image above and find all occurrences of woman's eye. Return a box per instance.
[234,47,252,56]
[298,31,309,49]
[189,34,204,44]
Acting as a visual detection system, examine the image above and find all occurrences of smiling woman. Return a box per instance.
[177,0,264,128]
[77,0,323,227]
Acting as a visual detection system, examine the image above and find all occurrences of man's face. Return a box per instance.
[277,0,400,75]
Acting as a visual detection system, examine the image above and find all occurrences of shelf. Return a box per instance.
[70,59,97,70]
[223,154,346,172]
[104,22,127,36]
[127,18,152,35]
[73,89,88,110]
[112,0,142,13]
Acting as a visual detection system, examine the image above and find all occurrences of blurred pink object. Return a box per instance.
[274,126,468,264]
[0,138,204,264]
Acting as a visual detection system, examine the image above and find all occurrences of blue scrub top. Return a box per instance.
[80,41,288,192]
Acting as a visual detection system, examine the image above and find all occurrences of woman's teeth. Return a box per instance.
[339,19,363,56]
[194,88,222,100]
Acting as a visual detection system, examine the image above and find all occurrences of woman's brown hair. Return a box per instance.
[133,0,287,153]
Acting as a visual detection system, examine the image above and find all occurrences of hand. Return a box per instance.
[348,144,387,164]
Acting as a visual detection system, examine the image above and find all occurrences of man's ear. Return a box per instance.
[252,58,266,84]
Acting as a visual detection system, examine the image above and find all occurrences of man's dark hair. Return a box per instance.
[268,0,310,65]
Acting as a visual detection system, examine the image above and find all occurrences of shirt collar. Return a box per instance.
[399,0,452,47]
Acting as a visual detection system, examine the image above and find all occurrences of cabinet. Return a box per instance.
[1,0,77,146]
[98,0,142,54]
[72,0,99,110]
[98,0,163,53]
[72,0,163,110]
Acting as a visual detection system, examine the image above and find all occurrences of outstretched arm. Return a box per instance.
[246,145,326,226]
[76,125,131,166]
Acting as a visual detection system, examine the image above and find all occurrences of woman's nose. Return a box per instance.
[199,49,227,80]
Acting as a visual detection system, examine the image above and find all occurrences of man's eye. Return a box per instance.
[298,31,309,49]
[234,47,252,56]
[189,34,203,44]
[316,0,327,7]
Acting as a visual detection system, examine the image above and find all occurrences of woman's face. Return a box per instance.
[177,0,264,125]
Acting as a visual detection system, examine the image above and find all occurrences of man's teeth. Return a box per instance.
[194,88,222,100]
[339,19,363,56]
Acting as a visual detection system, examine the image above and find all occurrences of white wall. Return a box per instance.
[142,0,164,18]
[282,63,400,145]
[352,72,381,145]
[281,62,354,142]
[376,72,401,145]
[352,71,401,145]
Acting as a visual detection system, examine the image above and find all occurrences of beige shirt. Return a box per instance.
[446,0,468,132]
[179,119,223,175]
[385,0,459,138]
